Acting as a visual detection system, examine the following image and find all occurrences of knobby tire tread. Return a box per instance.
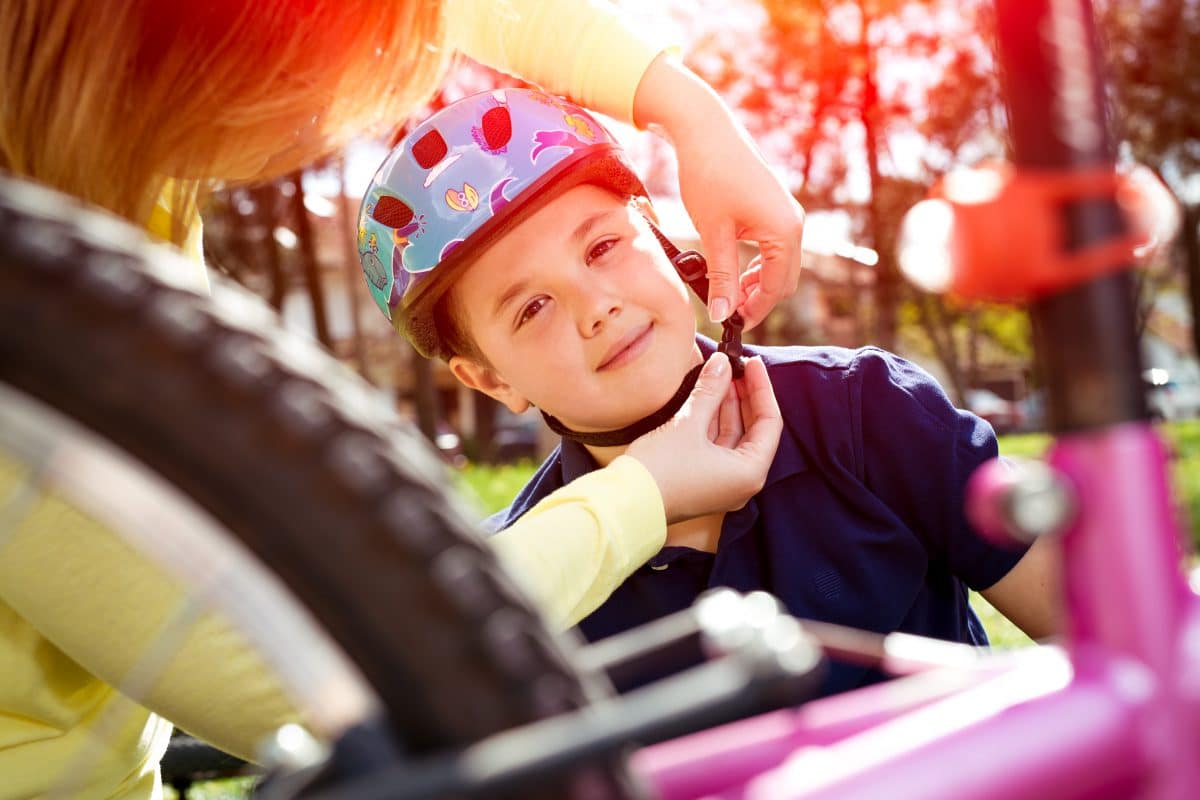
[0,178,632,799]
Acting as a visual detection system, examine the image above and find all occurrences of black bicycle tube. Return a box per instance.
[994,0,1148,432]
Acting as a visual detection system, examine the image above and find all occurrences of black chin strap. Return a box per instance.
[645,219,745,378]
[541,362,705,447]
[539,221,747,448]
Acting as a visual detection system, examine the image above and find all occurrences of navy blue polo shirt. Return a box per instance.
[489,338,1027,696]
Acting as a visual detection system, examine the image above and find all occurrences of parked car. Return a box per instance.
[492,408,542,463]
[1143,368,1200,421]
[964,388,1023,435]
[434,422,467,467]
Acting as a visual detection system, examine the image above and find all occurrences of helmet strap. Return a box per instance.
[540,362,705,447]
[646,218,746,379]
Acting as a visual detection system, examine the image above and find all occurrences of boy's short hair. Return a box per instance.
[432,286,483,363]
[357,88,647,360]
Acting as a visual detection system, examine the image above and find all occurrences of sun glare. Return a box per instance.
[898,199,955,293]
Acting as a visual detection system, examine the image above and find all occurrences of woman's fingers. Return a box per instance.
[625,354,781,523]
[715,377,744,448]
[733,357,782,463]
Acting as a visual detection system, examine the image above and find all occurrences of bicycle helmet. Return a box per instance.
[357,88,647,359]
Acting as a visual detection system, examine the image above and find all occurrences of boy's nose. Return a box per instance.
[578,291,622,338]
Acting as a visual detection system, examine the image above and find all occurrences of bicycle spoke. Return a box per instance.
[47,594,206,800]
[0,456,48,553]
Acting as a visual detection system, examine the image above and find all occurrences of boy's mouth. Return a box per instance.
[597,323,653,371]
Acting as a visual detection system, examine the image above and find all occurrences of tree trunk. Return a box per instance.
[1183,203,1200,358]
[287,171,332,349]
[335,158,371,379]
[411,351,439,443]
[471,392,498,464]
[858,2,898,351]
[253,184,286,311]
[918,294,966,406]
[966,307,980,388]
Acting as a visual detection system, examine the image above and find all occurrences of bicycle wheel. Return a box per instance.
[0,176,631,797]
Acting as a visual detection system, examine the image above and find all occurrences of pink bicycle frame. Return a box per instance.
[629,1,1200,798]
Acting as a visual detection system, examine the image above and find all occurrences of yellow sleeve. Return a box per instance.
[0,460,299,772]
[145,181,210,293]
[490,455,666,629]
[445,0,672,125]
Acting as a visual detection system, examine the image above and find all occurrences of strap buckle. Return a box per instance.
[671,250,708,284]
[718,313,746,379]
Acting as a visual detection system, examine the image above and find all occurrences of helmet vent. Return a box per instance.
[412,130,448,169]
[481,107,513,150]
[371,196,414,229]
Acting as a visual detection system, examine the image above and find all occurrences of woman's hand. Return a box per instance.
[626,354,781,524]
[634,55,806,330]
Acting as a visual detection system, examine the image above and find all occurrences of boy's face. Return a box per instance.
[449,184,702,432]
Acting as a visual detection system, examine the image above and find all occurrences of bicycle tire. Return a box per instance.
[0,176,632,798]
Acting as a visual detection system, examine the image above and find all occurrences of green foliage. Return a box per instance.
[1159,419,1200,543]
[996,431,1052,459]
[1099,0,1200,185]
[164,777,257,800]
[995,420,1200,548]
[970,592,1032,648]
[455,459,542,516]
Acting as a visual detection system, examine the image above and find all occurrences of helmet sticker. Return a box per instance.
[389,247,410,308]
[489,177,516,215]
[360,233,387,290]
[563,113,596,141]
[445,183,480,212]
[531,129,591,164]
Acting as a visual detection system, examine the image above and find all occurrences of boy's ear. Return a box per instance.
[448,356,531,414]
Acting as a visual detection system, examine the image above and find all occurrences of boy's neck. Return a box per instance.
[585,442,629,468]
[580,345,706,469]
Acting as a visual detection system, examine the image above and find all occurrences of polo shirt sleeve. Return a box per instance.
[489,455,666,629]
[850,348,1027,591]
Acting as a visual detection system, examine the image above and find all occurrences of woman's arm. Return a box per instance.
[449,0,806,330]
[632,55,806,329]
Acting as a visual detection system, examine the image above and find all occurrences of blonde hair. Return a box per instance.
[1,1,450,245]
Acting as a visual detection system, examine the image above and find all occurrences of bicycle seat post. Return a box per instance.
[996,1,1200,795]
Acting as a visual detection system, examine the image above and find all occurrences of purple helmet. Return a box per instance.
[357,88,648,358]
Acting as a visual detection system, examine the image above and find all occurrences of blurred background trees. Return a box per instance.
[200,0,1200,459]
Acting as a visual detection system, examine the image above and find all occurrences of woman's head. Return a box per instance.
[1,0,449,242]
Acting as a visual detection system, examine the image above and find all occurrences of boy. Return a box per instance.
[358,88,1056,695]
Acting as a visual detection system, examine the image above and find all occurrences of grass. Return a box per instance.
[164,778,257,800]
[455,459,543,518]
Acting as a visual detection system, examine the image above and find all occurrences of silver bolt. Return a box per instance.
[1002,461,1076,541]
[257,724,329,772]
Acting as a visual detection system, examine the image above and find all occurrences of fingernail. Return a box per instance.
[708,297,730,323]
[708,354,728,375]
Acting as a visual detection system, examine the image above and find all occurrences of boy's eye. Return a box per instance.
[586,237,618,264]
[517,296,548,328]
